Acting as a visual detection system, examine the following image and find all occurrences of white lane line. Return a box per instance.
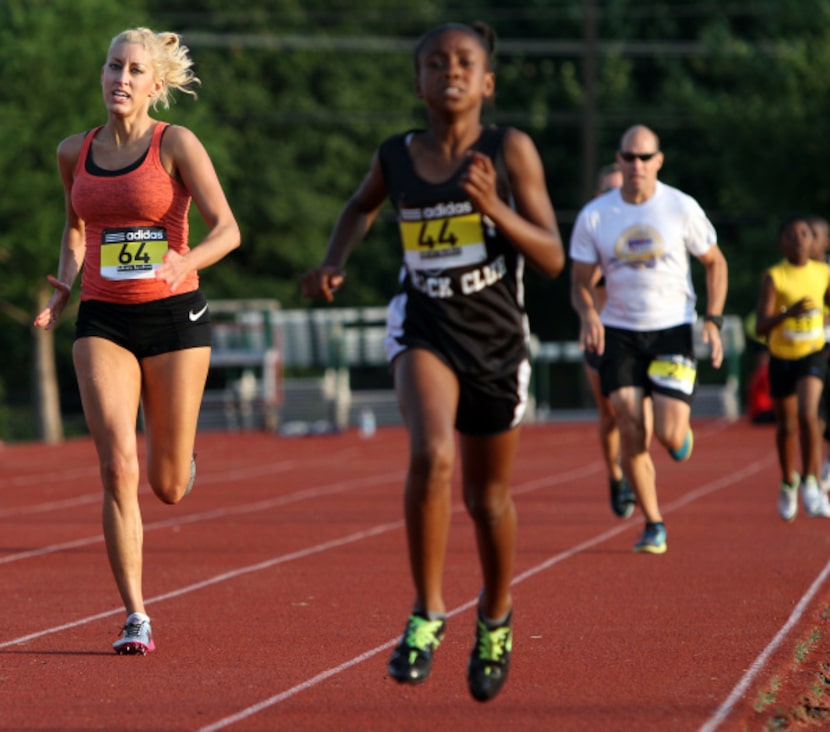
[0,468,401,565]
[197,457,776,731]
[696,557,830,732]
[0,522,403,650]
[0,443,377,519]
[3,450,793,732]
[0,463,603,649]
[0,466,100,493]
[0,459,302,519]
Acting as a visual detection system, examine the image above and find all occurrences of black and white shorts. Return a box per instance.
[452,359,530,436]
[390,334,530,437]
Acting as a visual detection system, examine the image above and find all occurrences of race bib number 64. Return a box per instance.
[100,226,168,280]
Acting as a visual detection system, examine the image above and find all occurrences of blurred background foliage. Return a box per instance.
[2,0,830,440]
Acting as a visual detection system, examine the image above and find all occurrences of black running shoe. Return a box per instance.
[467,612,512,702]
[609,476,636,519]
[387,613,446,685]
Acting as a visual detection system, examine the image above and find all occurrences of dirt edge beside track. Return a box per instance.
[732,602,830,730]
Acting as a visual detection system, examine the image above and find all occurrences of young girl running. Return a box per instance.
[301,21,563,701]
[756,214,830,520]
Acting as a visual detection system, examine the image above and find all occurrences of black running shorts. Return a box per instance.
[454,359,530,436]
[392,342,530,437]
[600,323,697,405]
[583,348,601,371]
[75,290,212,359]
[768,350,827,399]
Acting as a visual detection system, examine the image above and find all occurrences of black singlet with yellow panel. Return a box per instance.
[379,126,528,378]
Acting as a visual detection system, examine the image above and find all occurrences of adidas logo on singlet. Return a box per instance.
[401,201,474,221]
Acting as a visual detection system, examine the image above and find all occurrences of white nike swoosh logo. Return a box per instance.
[188,304,208,322]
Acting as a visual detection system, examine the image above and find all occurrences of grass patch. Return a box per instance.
[754,677,780,713]
[755,614,830,730]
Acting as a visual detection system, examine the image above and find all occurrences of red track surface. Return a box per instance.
[2,418,830,731]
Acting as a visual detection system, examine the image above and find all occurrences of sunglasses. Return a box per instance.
[619,151,659,162]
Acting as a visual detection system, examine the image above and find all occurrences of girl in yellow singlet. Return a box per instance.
[755,214,830,520]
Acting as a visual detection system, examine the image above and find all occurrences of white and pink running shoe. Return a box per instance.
[113,614,155,655]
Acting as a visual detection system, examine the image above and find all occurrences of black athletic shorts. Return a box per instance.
[584,349,601,371]
[453,359,530,436]
[600,323,697,405]
[768,350,827,399]
[75,290,212,360]
[391,341,530,437]
[822,354,830,439]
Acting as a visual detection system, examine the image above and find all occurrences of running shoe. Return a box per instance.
[668,429,694,462]
[113,614,155,655]
[609,476,636,519]
[184,453,196,498]
[802,476,830,518]
[387,613,446,684]
[809,490,830,518]
[821,458,830,492]
[467,611,512,702]
[632,522,667,554]
[778,473,799,521]
[800,475,821,516]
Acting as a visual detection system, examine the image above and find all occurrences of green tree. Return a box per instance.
[0,0,154,441]
[7,0,830,440]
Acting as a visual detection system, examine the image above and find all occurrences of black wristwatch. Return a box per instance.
[703,314,723,330]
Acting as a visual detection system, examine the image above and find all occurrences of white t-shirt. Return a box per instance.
[569,181,717,331]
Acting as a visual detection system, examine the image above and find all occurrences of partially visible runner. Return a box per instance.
[300,21,564,701]
[580,162,652,519]
[756,214,830,520]
[806,214,830,489]
[34,27,240,654]
[570,124,728,555]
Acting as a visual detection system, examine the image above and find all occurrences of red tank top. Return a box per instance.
[72,122,198,304]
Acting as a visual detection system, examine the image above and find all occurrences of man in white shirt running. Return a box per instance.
[569,124,728,554]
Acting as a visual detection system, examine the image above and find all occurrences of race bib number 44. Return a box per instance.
[100,227,168,280]
[399,212,487,271]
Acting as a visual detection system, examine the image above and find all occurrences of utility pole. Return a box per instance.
[581,0,599,202]
[33,288,63,444]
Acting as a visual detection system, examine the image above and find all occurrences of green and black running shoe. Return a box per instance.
[387,613,446,684]
[467,612,512,702]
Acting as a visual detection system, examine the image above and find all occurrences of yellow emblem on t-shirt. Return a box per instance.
[614,225,664,263]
